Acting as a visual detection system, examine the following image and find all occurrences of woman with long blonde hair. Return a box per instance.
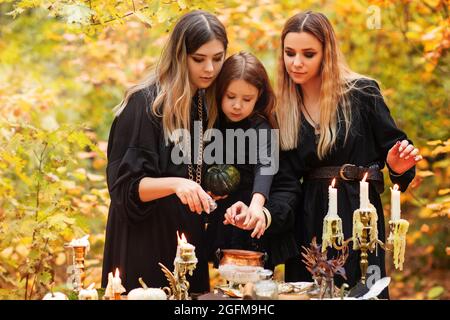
[102,10,228,294]
[225,11,422,298]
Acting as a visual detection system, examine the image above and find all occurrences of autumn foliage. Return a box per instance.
[0,0,448,300]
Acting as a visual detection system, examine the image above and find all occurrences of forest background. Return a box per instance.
[0,0,448,300]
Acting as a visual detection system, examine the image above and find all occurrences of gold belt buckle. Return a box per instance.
[339,164,355,181]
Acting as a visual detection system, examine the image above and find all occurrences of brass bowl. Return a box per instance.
[217,249,266,267]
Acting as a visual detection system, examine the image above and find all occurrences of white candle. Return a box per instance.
[360,173,370,210]
[328,178,338,217]
[112,268,121,292]
[176,231,195,259]
[390,184,401,221]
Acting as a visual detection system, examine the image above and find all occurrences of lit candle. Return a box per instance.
[328,178,338,217]
[360,173,370,210]
[390,184,401,221]
[177,232,195,261]
[113,268,122,299]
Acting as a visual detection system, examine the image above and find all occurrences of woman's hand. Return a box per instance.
[243,204,266,239]
[174,178,212,214]
[386,140,423,175]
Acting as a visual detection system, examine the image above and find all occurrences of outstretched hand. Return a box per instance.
[386,140,422,175]
[223,201,266,238]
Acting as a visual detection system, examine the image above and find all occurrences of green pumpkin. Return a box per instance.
[204,165,241,196]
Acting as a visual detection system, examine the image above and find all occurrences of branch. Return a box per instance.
[91,5,150,26]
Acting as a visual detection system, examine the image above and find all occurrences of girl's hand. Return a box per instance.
[243,204,266,239]
[224,201,252,229]
[174,178,212,214]
[386,140,423,175]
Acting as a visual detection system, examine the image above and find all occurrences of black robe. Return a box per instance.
[266,79,415,298]
[101,86,210,294]
[205,113,277,267]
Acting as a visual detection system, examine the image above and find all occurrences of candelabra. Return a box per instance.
[64,244,87,291]
[324,206,408,284]
[159,233,198,300]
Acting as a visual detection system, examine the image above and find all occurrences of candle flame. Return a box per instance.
[331,178,336,188]
[392,184,399,191]
[114,268,120,278]
[177,231,187,244]
[362,172,368,182]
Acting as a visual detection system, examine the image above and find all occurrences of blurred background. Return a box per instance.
[0,0,448,300]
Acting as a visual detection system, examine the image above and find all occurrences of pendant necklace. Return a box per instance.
[302,102,320,145]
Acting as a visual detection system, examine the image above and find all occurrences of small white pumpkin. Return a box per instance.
[78,283,98,300]
[42,291,68,300]
[127,278,167,300]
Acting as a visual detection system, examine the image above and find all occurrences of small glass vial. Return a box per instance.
[254,269,278,300]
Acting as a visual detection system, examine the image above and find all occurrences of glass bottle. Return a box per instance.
[254,269,278,300]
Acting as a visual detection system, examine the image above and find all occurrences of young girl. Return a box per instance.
[227,11,422,298]
[205,51,283,268]
[102,10,228,294]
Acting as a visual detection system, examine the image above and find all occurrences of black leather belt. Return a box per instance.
[304,164,384,193]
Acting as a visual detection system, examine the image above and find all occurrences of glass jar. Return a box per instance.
[254,269,278,300]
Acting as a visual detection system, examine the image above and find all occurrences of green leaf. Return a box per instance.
[39,271,52,285]
[427,286,444,299]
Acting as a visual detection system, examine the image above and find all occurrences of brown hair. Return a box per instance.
[215,51,277,129]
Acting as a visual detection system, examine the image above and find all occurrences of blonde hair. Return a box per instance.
[113,10,228,142]
[276,11,368,159]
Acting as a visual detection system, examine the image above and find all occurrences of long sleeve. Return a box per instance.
[261,149,302,265]
[106,88,162,225]
[252,119,276,201]
[363,79,415,192]
[264,149,302,235]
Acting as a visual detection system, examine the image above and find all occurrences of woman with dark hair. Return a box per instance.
[102,10,228,294]
[226,11,422,298]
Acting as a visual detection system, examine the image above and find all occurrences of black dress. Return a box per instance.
[266,79,415,298]
[208,114,300,268]
[101,85,210,294]
[205,113,277,267]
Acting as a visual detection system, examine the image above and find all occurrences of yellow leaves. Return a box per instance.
[407,230,421,245]
[177,0,187,10]
[67,186,82,196]
[427,140,442,146]
[81,194,98,202]
[0,151,33,186]
[438,189,450,196]
[416,170,434,178]
[420,224,430,233]
[134,11,153,28]
[92,158,106,170]
[431,144,450,156]
[86,172,104,182]
[55,252,66,266]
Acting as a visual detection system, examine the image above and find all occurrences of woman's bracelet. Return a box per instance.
[262,207,272,230]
